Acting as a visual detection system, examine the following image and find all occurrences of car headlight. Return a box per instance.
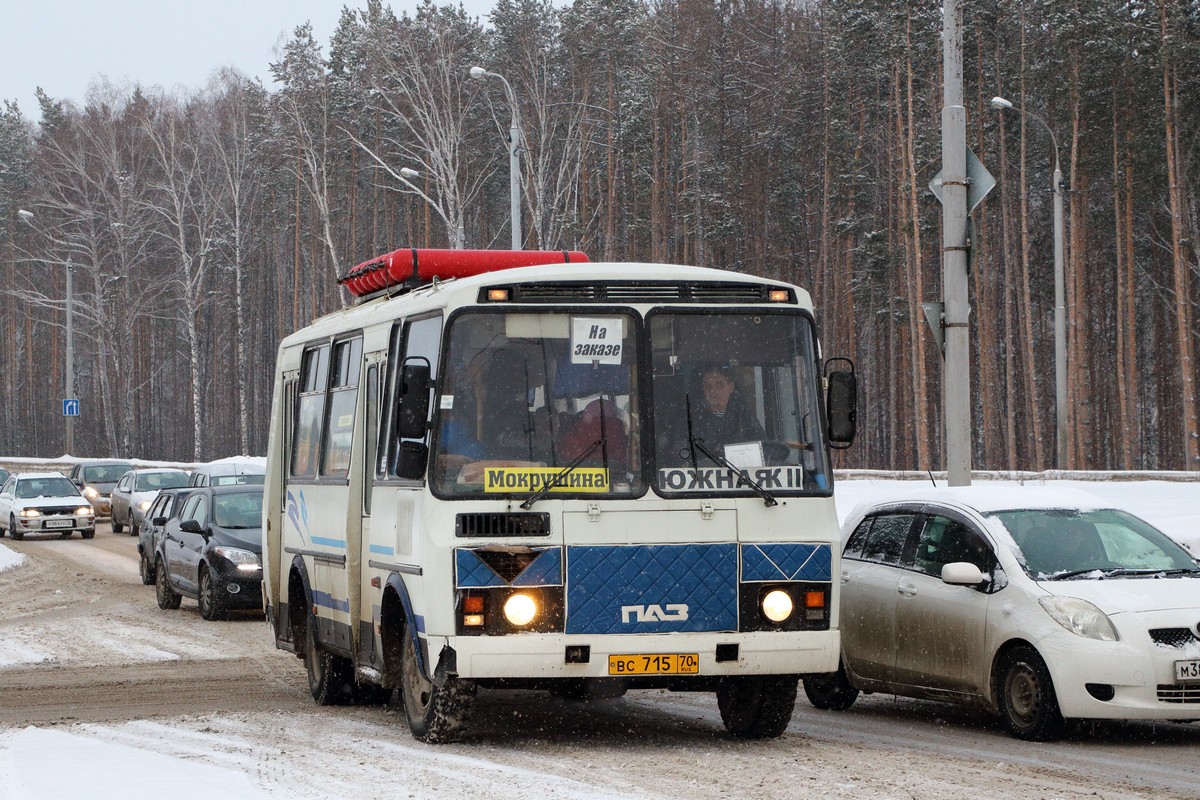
[137,500,152,511]
[1039,596,1119,641]
[19,508,41,518]
[213,546,262,571]
[83,486,99,499]
[75,506,93,516]
[502,593,539,627]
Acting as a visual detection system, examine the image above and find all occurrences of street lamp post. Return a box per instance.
[990,96,1067,469]
[17,209,76,456]
[470,66,522,250]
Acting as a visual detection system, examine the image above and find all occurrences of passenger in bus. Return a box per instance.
[691,363,766,450]
[557,398,628,472]
[478,351,539,460]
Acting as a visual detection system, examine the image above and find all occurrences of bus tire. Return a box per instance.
[716,675,798,739]
[400,628,475,743]
[303,612,354,706]
[802,661,859,711]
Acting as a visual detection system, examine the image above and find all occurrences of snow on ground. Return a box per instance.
[0,543,24,573]
[2,473,1199,799]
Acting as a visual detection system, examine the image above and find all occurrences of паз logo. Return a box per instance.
[621,603,689,623]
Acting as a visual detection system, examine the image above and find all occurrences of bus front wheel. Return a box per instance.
[400,629,475,743]
[716,675,798,738]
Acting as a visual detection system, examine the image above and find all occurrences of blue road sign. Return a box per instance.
[63,399,80,417]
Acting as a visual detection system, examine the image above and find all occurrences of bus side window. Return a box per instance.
[387,314,442,478]
[321,337,362,478]
[292,344,330,479]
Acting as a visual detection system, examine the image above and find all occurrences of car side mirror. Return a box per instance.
[824,357,857,448]
[152,517,167,526]
[179,519,206,535]
[941,561,985,586]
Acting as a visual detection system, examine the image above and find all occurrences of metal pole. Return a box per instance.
[1052,158,1066,469]
[509,118,521,250]
[942,0,971,486]
[65,255,75,456]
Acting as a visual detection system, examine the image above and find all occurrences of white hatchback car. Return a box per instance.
[804,486,1200,740]
[0,472,97,540]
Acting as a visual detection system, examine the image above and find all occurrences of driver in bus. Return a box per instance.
[692,363,767,450]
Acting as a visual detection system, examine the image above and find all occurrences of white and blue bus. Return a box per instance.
[263,248,857,742]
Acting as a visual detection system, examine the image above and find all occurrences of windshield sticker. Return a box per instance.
[483,467,610,493]
[440,394,455,410]
[570,317,623,365]
[658,466,807,491]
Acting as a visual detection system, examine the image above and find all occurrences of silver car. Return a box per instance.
[805,486,1200,740]
[111,468,191,536]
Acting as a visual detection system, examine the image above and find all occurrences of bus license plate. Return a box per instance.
[44,519,72,529]
[608,653,699,676]
[1176,660,1200,682]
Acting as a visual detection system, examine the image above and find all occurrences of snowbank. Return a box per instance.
[0,543,24,573]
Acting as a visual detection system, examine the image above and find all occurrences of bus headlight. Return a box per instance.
[761,589,794,623]
[503,593,539,627]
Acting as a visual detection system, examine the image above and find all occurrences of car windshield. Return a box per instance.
[17,476,80,499]
[650,311,831,496]
[431,310,642,498]
[83,464,132,483]
[212,492,263,529]
[136,472,190,492]
[988,508,1200,579]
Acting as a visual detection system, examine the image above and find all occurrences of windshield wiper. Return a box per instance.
[1044,568,1104,580]
[683,394,777,508]
[520,437,606,510]
[1101,567,1200,578]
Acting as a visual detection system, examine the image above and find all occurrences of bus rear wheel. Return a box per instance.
[400,629,475,743]
[303,613,354,706]
[716,675,798,739]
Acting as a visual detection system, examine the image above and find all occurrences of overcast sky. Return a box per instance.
[0,1,499,120]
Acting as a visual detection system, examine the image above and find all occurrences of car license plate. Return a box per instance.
[44,518,72,529]
[608,653,699,675]
[1176,660,1200,682]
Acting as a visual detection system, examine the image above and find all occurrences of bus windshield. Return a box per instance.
[649,311,831,495]
[431,310,643,498]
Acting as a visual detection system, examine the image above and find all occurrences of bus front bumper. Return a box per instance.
[440,630,840,680]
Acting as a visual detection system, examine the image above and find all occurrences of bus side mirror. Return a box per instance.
[395,441,429,480]
[397,362,431,439]
[825,357,857,448]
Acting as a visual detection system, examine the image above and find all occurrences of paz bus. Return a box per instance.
[262,247,857,742]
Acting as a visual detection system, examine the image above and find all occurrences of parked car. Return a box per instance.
[154,484,264,620]
[111,468,190,536]
[66,459,135,518]
[0,472,96,540]
[188,457,266,487]
[137,487,194,585]
[803,487,1200,740]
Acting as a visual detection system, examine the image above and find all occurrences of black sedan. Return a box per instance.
[154,485,263,620]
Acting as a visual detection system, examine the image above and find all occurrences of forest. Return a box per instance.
[0,0,1197,472]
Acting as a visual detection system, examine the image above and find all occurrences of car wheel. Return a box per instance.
[112,513,124,533]
[81,529,95,539]
[803,661,860,711]
[716,675,798,739]
[155,558,182,610]
[400,624,475,743]
[998,645,1065,741]
[129,511,138,537]
[198,566,228,621]
[10,514,23,541]
[139,551,155,585]
[303,611,355,705]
